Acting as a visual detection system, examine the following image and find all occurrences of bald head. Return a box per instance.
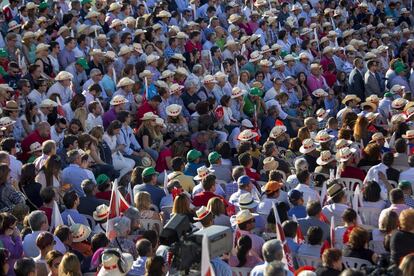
[262,239,283,262]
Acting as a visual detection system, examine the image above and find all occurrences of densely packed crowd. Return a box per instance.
[0,0,414,275]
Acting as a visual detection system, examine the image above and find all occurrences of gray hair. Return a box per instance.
[184,77,199,89]
[264,261,286,276]
[262,239,283,262]
[42,140,56,155]
[113,216,131,237]
[123,207,140,226]
[294,158,308,173]
[81,179,95,195]
[0,151,9,164]
[28,211,47,231]
[232,166,245,181]
[67,149,80,164]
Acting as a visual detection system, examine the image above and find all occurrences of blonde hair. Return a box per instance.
[58,253,81,276]
[400,209,414,232]
[172,194,191,215]
[137,119,158,139]
[135,191,152,211]
[207,197,225,216]
[74,107,88,130]
[297,127,311,142]
[399,254,414,276]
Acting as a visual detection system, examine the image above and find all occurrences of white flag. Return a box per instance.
[163,170,169,195]
[49,200,63,232]
[320,180,327,206]
[67,214,75,226]
[201,234,215,276]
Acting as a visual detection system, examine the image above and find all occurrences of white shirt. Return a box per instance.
[294,183,320,205]
[9,155,22,183]
[364,163,389,200]
[27,89,46,105]
[50,125,65,149]
[47,82,73,104]
[23,231,66,257]
[322,203,349,227]
[85,113,103,132]
[399,168,414,192]
[257,194,289,216]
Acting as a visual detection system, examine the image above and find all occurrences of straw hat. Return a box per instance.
[231,87,246,98]
[28,142,42,154]
[117,77,135,88]
[203,75,217,84]
[193,166,215,181]
[110,19,123,29]
[98,249,133,276]
[55,71,73,81]
[39,99,57,108]
[228,14,241,24]
[160,70,175,80]
[70,223,91,243]
[224,39,238,48]
[118,46,132,56]
[108,2,122,11]
[156,117,166,128]
[391,113,407,124]
[370,132,385,143]
[93,204,109,221]
[249,51,263,62]
[335,139,352,151]
[171,53,186,62]
[237,193,259,209]
[214,71,228,80]
[153,23,162,31]
[365,112,379,121]
[327,183,343,200]
[274,60,286,68]
[269,125,287,139]
[271,43,282,51]
[138,70,152,79]
[312,89,328,98]
[299,138,317,154]
[193,206,211,221]
[342,94,361,105]
[146,54,160,65]
[261,45,273,54]
[360,101,377,111]
[366,94,380,104]
[157,10,171,18]
[402,130,414,139]
[238,129,258,141]
[176,32,189,39]
[3,100,20,111]
[140,112,158,121]
[284,54,296,62]
[110,95,128,106]
[239,35,250,44]
[166,104,182,117]
[315,130,334,143]
[35,43,49,53]
[169,83,184,94]
[392,98,408,109]
[22,31,35,40]
[317,150,335,165]
[235,210,254,224]
[134,29,147,36]
[336,147,357,162]
[85,10,100,19]
[8,21,21,31]
[0,117,15,128]
[263,157,279,172]
[316,108,330,122]
[259,59,272,67]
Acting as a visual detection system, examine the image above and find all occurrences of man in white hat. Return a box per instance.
[234,209,265,258]
[97,248,133,276]
[102,95,128,129]
[113,77,135,111]
[47,71,73,104]
[294,53,310,76]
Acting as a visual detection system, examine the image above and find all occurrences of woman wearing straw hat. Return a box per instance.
[136,112,162,161]
[337,147,365,181]
[34,43,54,78]
[22,31,36,64]
[165,104,189,138]
[3,100,24,141]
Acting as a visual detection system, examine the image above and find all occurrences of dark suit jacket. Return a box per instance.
[348,68,365,100]
[78,195,109,217]
[364,70,382,97]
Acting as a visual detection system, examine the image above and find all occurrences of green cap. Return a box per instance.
[384,92,393,98]
[142,167,158,178]
[96,174,110,186]
[0,49,8,58]
[249,87,262,97]
[208,151,221,164]
[186,149,202,162]
[76,58,89,70]
[38,2,48,9]
[81,0,92,4]
[398,180,411,189]
[395,66,406,74]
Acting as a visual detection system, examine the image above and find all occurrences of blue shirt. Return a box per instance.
[286,237,300,254]
[184,162,203,177]
[117,125,142,155]
[61,209,89,226]
[127,256,147,276]
[210,257,232,276]
[133,183,165,209]
[61,164,88,197]
[288,205,307,219]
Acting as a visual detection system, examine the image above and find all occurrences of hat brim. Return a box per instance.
[299,144,317,154]
[193,210,211,221]
[93,211,109,221]
[236,200,259,209]
[316,156,335,166]
[72,226,91,243]
[193,169,215,181]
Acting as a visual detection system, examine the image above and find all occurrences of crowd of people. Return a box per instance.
[0,0,414,275]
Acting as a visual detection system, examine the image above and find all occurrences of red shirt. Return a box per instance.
[39,206,52,225]
[185,40,202,53]
[340,166,366,182]
[155,147,172,172]
[320,55,335,73]
[322,71,337,88]
[96,191,111,201]
[21,130,50,161]
[245,167,261,181]
[136,100,158,127]
[192,191,224,207]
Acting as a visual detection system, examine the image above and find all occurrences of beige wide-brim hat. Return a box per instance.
[29,141,42,154]
[231,87,246,98]
[93,204,109,221]
[160,70,175,80]
[22,31,35,40]
[317,150,335,165]
[193,166,215,181]
[140,112,158,121]
[193,206,211,221]
[146,54,160,65]
[249,51,263,62]
[336,147,357,162]
[157,10,172,18]
[203,75,217,84]
[171,53,186,61]
[270,125,287,139]
[299,138,317,154]
[98,252,133,276]
[335,139,353,151]
[8,21,21,31]
[55,71,73,81]
[35,43,49,53]
[316,108,330,122]
[391,113,407,124]
[237,193,259,209]
[263,157,279,172]
[57,26,70,36]
[139,70,152,79]
[312,89,328,98]
[85,10,100,19]
[361,101,377,111]
[315,130,334,143]
[40,99,58,108]
[110,19,124,28]
[118,46,132,56]
[235,210,254,224]
[238,129,258,141]
[0,117,16,128]
[3,100,20,111]
[342,94,361,105]
[392,98,408,109]
[224,39,238,48]
[108,2,122,11]
[365,112,379,121]
[70,223,91,243]
[169,83,184,94]
[228,14,241,24]
[117,77,135,88]
[110,95,129,106]
[175,67,188,76]
[166,104,182,117]
[402,130,414,140]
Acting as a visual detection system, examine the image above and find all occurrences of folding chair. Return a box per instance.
[358,207,382,228]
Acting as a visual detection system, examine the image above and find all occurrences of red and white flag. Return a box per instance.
[330,216,335,248]
[320,180,327,207]
[106,180,130,240]
[272,203,295,273]
[125,182,134,205]
[49,200,63,232]
[201,234,215,276]
[292,214,305,244]
[163,170,169,195]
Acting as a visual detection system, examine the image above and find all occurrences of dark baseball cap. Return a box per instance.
[288,189,303,202]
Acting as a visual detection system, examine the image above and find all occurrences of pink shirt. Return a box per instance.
[306,74,328,93]
[234,230,265,259]
[229,252,262,268]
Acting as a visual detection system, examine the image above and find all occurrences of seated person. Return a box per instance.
[297,226,324,257]
[342,226,378,264]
